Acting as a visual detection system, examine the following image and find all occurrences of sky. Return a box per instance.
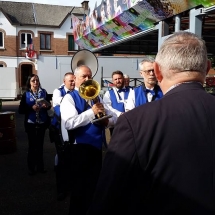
[3,0,98,10]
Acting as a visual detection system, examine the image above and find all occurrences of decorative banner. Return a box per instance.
[72,0,215,50]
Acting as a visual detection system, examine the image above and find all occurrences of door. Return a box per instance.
[21,64,32,93]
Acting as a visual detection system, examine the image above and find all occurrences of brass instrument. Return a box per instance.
[79,79,100,100]
[71,49,112,123]
[79,79,112,123]
[71,49,98,78]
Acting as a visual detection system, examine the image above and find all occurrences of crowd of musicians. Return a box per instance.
[18,32,215,215]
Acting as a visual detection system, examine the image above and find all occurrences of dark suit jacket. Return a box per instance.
[88,82,215,215]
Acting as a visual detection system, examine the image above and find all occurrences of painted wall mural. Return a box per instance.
[72,0,215,50]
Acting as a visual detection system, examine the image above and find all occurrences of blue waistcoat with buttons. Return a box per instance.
[26,89,48,123]
[109,87,131,112]
[134,84,163,107]
[68,90,104,150]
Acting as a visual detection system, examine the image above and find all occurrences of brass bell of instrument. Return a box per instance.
[79,79,100,100]
[79,79,112,123]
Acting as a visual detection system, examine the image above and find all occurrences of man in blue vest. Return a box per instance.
[51,72,75,201]
[103,70,133,135]
[52,72,75,107]
[126,57,163,110]
[60,65,117,215]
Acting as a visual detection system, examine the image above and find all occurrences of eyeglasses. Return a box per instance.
[31,79,39,83]
[141,69,155,75]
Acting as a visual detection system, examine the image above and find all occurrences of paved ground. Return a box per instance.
[0,100,110,215]
[0,101,68,215]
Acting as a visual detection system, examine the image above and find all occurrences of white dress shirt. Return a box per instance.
[126,87,155,111]
[60,88,117,142]
[103,87,132,117]
[52,84,70,107]
[52,84,70,141]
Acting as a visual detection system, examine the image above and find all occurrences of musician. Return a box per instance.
[60,65,117,215]
[51,72,75,201]
[52,72,75,107]
[126,57,163,110]
[18,74,51,176]
[103,70,133,135]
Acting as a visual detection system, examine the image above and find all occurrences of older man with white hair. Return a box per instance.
[60,65,117,215]
[87,31,215,215]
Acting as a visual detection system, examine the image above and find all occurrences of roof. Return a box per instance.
[0,1,84,27]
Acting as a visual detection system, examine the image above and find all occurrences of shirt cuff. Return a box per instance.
[85,108,95,122]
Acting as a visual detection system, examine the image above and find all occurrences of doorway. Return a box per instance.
[21,64,32,93]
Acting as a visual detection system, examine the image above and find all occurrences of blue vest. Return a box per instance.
[134,84,163,107]
[26,89,48,123]
[109,87,131,112]
[51,86,67,128]
[68,90,104,150]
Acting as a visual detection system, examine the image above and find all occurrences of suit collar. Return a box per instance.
[165,82,203,97]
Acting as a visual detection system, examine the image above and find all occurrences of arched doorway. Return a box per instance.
[21,64,33,92]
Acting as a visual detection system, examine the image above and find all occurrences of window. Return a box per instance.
[0,31,4,48]
[20,33,32,49]
[68,35,75,51]
[40,34,51,50]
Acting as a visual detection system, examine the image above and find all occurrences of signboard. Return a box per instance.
[72,0,215,50]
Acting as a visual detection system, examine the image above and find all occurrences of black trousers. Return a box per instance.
[69,144,102,215]
[52,127,71,194]
[26,123,47,172]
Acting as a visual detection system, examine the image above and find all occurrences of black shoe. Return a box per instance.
[57,192,67,201]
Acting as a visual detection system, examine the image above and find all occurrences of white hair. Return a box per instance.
[139,56,155,70]
[74,65,91,76]
[155,31,208,79]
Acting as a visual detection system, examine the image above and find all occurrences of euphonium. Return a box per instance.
[79,79,105,118]
[79,79,100,100]
[79,79,111,122]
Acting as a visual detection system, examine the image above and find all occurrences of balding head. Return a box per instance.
[63,72,75,91]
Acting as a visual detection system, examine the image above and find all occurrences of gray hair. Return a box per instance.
[74,65,91,76]
[64,72,74,77]
[124,74,130,78]
[139,56,155,70]
[155,31,208,79]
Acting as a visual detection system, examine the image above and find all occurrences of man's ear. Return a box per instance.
[139,71,143,77]
[153,62,163,82]
[206,59,211,75]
